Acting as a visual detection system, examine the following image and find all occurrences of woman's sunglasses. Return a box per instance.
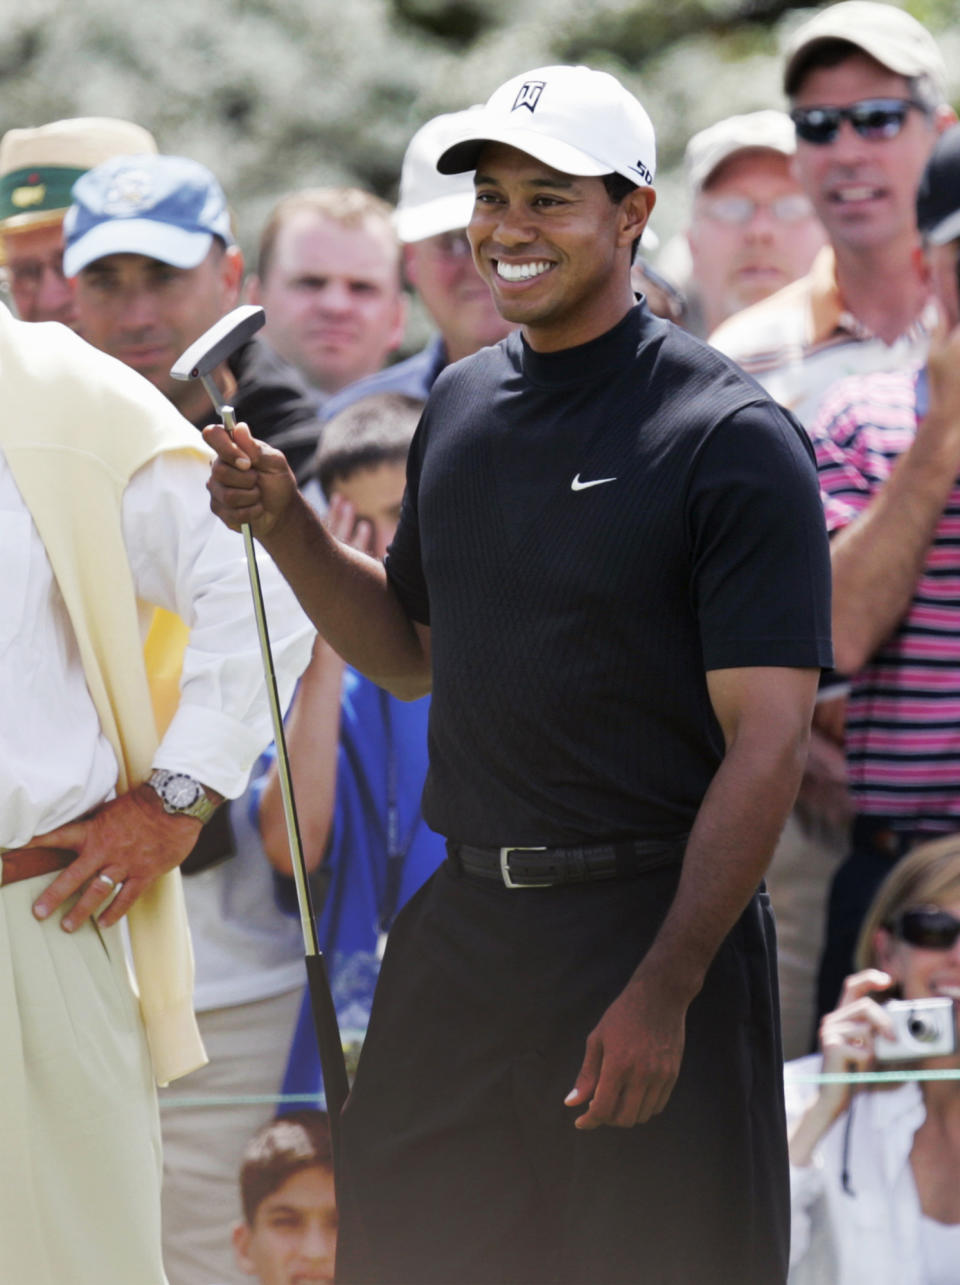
[888,906,960,951]
[790,98,926,146]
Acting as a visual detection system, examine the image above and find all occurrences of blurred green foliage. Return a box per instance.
[0,0,956,331]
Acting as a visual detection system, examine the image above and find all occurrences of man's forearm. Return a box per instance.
[831,413,960,675]
[263,491,430,700]
[565,687,813,1131]
[637,727,808,1004]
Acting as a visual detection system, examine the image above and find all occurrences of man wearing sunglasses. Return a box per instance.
[807,124,960,1022]
[711,1,954,426]
[709,0,955,1058]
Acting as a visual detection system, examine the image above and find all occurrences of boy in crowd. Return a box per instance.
[233,1111,337,1285]
[255,393,446,1094]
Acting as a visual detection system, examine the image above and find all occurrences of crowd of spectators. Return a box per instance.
[2,2,960,1282]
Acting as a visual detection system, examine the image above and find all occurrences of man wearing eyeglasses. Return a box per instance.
[807,125,960,1021]
[685,110,826,337]
[711,1,954,426]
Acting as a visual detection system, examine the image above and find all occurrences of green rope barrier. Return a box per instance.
[158,1093,325,1109]
[786,1068,960,1084]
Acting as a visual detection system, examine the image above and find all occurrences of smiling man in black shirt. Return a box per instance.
[206,64,832,1285]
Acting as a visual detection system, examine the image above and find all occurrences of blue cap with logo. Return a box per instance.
[63,153,234,277]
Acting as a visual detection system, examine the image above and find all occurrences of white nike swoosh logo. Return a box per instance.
[571,473,617,491]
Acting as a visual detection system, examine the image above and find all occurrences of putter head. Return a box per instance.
[170,304,266,381]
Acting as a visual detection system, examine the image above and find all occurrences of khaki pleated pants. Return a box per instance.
[0,874,167,1285]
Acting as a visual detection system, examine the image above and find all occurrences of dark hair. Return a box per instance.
[238,1110,334,1226]
[787,38,943,110]
[313,392,423,499]
[601,172,643,264]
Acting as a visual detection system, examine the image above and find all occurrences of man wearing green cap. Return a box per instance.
[0,116,156,327]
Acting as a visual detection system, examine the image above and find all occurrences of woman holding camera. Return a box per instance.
[785,835,960,1284]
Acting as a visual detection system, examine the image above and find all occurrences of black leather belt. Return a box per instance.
[449,838,685,889]
[1,846,73,888]
[851,815,945,862]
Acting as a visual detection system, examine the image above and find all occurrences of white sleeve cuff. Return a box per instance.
[153,703,270,799]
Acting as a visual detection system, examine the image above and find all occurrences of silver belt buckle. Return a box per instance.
[499,846,549,889]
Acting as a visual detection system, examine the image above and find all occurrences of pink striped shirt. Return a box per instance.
[812,366,960,829]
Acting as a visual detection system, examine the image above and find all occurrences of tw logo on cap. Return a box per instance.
[512,81,546,113]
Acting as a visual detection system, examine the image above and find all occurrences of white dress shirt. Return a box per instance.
[0,447,313,849]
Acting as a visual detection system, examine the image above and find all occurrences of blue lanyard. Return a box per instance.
[377,688,421,941]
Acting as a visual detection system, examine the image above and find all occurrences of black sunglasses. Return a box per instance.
[889,905,960,951]
[791,98,926,146]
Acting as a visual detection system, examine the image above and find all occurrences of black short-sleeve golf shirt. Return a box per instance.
[386,304,832,845]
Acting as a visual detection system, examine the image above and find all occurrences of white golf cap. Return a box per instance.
[783,1,946,97]
[685,111,796,194]
[437,65,656,188]
[394,109,482,243]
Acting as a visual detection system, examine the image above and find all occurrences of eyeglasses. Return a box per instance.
[888,906,960,951]
[791,98,926,146]
[700,193,815,226]
[6,256,67,294]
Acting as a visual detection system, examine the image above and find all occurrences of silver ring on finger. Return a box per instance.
[96,872,117,891]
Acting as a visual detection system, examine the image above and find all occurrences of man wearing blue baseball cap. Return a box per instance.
[65,153,322,478]
[206,65,832,1283]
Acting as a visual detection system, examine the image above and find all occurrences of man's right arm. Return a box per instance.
[205,422,431,701]
[826,318,960,675]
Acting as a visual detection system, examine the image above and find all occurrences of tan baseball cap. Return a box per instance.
[0,116,157,259]
[685,111,796,194]
[783,2,946,98]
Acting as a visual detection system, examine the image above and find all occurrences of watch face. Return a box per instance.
[165,775,202,809]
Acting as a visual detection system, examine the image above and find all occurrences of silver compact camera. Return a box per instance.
[874,997,957,1061]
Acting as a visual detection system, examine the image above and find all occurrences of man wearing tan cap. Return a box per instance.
[0,116,156,327]
[686,110,825,336]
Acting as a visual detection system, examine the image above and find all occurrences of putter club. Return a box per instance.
[171,304,267,427]
[171,307,350,1162]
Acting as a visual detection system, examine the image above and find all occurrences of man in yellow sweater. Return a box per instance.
[0,303,313,1285]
